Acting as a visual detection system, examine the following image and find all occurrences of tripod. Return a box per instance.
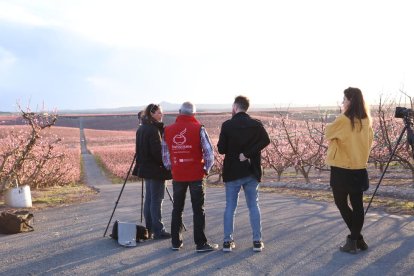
[103,154,185,237]
[103,154,136,237]
[365,115,414,215]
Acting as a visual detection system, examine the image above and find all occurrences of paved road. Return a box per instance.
[1,181,413,275]
[1,125,413,275]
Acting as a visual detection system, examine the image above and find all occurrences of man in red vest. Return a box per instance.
[162,101,218,252]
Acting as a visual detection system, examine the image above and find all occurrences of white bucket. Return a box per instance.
[5,185,33,208]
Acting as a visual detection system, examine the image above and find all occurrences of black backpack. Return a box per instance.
[0,210,34,234]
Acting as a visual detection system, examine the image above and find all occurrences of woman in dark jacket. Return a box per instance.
[133,104,172,239]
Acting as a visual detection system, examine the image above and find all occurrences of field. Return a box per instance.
[1,109,413,189]
[1,109,414,214]
[0,125,81,186]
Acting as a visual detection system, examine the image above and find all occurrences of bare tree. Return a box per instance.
[370,95,414,185]
[208,145,223,183]
[274,114,325,183]
[262,120,293,181]
[0,105,62,192]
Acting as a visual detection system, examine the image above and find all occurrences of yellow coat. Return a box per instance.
[325,114,373,169]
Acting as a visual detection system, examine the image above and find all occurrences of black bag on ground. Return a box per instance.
[0,210,34,234]
[110,220,150,242]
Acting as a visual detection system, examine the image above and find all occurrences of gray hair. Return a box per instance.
[179,101,196,115]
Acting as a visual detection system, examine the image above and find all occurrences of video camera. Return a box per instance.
[394,106,414,155]
[395,106,414,119]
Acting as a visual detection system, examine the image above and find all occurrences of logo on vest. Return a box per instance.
[172,128,192,150]
[173,128,187,145]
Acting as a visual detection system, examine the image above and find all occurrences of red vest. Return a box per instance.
[164,115,205,181]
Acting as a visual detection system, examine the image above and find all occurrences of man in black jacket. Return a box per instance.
[217,95,270,252]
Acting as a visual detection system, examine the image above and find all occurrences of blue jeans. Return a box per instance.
[224,175,262,242]
[144,178,166,237]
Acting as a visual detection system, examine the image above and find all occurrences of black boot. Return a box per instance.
[340,236,357,254]
[357,235,368,251]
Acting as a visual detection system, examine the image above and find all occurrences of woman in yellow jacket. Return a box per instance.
[325,87,373,254]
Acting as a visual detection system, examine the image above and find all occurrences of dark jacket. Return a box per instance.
[132,117,172,180]
[217,112,270,182]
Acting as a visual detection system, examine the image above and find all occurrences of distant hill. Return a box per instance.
[1,102,339,115]
[56,102,233,114]
[58,102,336,115]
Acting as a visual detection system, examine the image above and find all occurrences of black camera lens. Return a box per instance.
[395,107,408,118]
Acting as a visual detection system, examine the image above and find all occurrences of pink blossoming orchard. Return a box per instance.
[0,99,413,198]
[83,129,137,181]
[0,111,81,194]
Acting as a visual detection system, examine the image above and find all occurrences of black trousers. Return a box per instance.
[171,180,207,247]
[332,186,364,240]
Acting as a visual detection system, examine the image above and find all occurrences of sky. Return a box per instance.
[0,0,414,112]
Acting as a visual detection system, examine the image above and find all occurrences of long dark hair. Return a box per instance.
[343,87,369,130]
[143,103,160,123]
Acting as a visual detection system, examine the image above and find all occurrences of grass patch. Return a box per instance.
[0,184,98,211]
[260,186,414,216]
[32,196,65,205]
[208,177,414,216]
[80,155,86,183]
[92,155,142,185]
[93,155,124,184]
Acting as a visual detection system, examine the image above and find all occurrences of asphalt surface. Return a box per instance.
[1,180,413,276]
[1,129,413,275]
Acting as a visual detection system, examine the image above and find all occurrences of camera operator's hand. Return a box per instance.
[239,153,247,161]
[239,153,250,163]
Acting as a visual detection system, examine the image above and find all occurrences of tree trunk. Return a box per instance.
[277,171,282,182]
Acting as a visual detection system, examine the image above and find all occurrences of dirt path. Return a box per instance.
[79,117,111,186]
